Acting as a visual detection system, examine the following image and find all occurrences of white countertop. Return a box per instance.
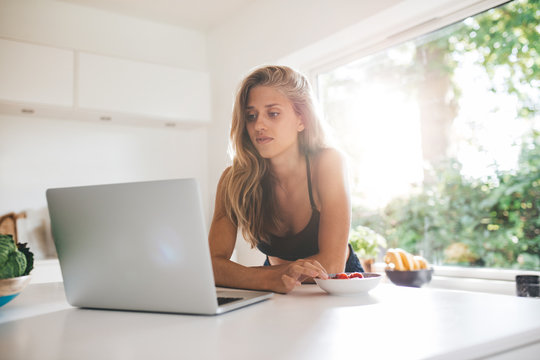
[1,282,540,360]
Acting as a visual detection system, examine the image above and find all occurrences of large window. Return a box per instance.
[317,0,539,270]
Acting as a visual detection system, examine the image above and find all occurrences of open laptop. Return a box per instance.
[46,178,273,315]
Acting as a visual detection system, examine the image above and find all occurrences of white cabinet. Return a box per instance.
[78,53,210,123]
[0,38,73,107]
[0,39,210,127]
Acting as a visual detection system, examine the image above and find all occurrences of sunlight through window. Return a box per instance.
[317,0,540,270]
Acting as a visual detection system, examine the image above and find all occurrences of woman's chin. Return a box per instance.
[255,149,273,159]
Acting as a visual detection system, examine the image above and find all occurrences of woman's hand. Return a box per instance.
[271,259,329,293]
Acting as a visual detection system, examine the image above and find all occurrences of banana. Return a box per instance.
[384,249,406,270]
[385,248,429,271]
[414,255,428,269]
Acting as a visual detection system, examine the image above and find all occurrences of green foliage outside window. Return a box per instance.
[353,131,540,270]
[345,0,540,270]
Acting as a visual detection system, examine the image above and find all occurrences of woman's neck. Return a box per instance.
[269,149,305,188]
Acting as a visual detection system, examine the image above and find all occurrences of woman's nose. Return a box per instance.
[254,116,267,131]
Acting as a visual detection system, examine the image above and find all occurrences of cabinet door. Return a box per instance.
[0,39,74,106]
[78,53,210,122]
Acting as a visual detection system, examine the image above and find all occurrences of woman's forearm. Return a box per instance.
[211,256,276,291]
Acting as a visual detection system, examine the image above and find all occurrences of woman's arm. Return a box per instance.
[307,148,352,274]
[209,168,328,293]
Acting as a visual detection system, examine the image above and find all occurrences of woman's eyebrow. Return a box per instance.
[246,103,282,110]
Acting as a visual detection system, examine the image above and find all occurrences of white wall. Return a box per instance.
[0,115,207,213]
[0,0,210,254]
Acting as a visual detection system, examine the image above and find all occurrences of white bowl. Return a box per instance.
[315,273,382,295]
[0,275,32,307]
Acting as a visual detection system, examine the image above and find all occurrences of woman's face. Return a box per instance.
[245,86,304,160]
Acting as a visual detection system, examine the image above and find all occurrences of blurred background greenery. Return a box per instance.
[320,0,539,270]
[353,130,539,270]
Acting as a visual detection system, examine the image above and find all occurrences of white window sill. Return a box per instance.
[425,276,518,296]
[430,265,540,281]
[372,262,540,297]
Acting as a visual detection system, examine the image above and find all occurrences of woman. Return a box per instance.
[209,65,363,294]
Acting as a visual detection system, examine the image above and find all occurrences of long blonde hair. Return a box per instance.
[222,65,327,247]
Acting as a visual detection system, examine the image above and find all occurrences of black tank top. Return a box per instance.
[256,156,320,261]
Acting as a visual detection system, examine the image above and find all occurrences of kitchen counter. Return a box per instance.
[1,282,539,360]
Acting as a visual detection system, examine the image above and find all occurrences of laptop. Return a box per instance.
[46,178,273,315]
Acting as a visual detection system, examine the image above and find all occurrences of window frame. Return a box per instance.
[306,0,512,88]
[302,0,540,288]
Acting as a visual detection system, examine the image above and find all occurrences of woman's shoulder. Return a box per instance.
[219,165,234,178]
[311,147,347,172]
[310,148,349,206]
[221,165,233,177]
[216,166,233,190]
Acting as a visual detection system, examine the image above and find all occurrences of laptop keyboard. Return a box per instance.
[217,296,243,306]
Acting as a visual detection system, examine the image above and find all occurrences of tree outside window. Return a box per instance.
[318,0,539,270]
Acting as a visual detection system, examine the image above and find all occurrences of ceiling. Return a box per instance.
[59,0,255,31]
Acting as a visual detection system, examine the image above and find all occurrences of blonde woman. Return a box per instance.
[209,65,363,294]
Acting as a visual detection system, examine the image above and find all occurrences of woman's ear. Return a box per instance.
[297,116,305,132]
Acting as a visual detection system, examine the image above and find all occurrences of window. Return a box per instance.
[317,0,539,271]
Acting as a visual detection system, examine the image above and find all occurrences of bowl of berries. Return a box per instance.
[315,272,382,295]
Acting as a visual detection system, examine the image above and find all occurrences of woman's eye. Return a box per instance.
[269,112,279,118]
[246,113,257,122]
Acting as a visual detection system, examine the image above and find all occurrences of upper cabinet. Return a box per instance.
[0,39,73,107]
[78,53,210,122]
[0,39,210,127]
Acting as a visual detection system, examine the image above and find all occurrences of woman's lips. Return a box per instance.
[256,136,273,144]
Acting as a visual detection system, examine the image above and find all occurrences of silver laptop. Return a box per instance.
[46,178,273,315]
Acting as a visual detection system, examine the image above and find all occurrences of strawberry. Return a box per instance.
[334,273,349,279]
[348,272,364,279]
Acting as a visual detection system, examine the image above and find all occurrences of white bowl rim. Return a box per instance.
[315,273,382,295]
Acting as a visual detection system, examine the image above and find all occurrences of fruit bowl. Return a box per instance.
[385,268,433,288]
[315,273,382,295]
[0,275,32,307]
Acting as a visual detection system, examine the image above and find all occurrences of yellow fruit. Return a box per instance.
[385,249,430,271]
[384,249,406,270]
[414,255,428,269]
[395,248,418,270]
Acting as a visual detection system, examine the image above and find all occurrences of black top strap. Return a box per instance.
[306,155,316,210]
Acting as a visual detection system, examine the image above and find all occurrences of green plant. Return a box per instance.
[349,225,387,259]
[0,234,34,279]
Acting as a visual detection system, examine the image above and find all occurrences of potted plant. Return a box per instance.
[0,234,34,307]
[349,225,387,272]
